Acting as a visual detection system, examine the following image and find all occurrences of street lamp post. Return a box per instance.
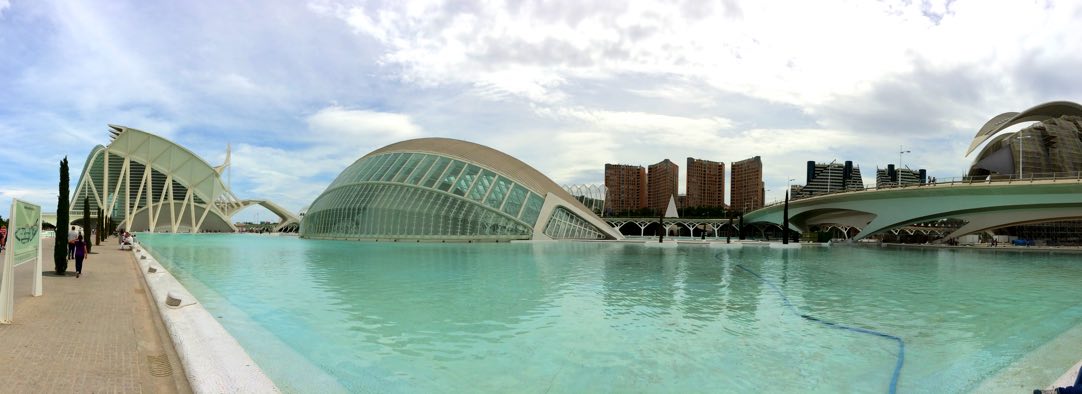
[826,159,837,194]
[898,145,911,169]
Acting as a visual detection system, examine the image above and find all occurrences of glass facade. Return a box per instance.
[303,152,548,241]
[543,207,607,240]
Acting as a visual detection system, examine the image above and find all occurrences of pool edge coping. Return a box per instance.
[130,246,281,393]
[1052,360,1082,389]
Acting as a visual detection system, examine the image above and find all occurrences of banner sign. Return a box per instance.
[10,200,41,265]
[2,198,43,323]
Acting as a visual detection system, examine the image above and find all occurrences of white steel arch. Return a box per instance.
[70,125,297,233]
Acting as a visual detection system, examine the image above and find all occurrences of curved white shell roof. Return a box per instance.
[966,101,1082,156]
[364,137,599,216]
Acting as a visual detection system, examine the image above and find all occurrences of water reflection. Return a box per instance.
[299,241,566,345]
[139,234,1082,393]
[598,246,765,336]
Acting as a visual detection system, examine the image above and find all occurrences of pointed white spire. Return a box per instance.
[664,195,679,218]
[213,143,231,175]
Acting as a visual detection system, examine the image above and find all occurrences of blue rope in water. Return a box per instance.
[727,257,905,394]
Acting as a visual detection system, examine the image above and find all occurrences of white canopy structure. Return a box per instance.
[71,125,300,233]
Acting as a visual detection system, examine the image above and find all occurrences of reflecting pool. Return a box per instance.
[138,234,1082,393]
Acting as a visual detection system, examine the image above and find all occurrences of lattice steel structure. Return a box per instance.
[71,125,300,233]
[563,184,605,217]
[301,138,623,241]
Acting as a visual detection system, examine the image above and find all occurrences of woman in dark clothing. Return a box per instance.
[73,234,88,278]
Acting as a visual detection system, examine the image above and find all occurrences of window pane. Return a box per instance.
[468,170,496,202]
[358,155,390,182]
[502,184,528,217]
[405,155,436,185]
[421,157,452,188]
[452,164,481,196]
[392,154,423,183]
[518,192,545,225]
[367,153,400,182]
[484,176,512,209]
[437,160,466,192]
[346,158,371,185]
[380,153,411,182]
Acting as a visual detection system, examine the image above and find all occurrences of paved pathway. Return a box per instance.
[0,237,190,393]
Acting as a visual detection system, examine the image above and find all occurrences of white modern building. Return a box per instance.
[301,138,624,241]
[71,125,300,233]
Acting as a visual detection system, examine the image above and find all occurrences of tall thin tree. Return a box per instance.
[82,196,92,254]
[96,208,103,245]
[782,191,790,245]
[54,157,69,275]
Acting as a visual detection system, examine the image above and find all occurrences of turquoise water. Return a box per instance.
[139,234,1082,393]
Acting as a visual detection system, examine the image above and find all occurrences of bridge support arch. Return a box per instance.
[744,181,1082,241]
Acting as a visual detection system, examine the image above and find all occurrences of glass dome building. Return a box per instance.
[301,138,623,241]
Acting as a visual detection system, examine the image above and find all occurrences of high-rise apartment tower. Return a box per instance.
[603,164,647,215]
[876,164,925,188]
[648,159,679,214]
[792,160,866,199]
[731,156,764,213]
[686,157,726,208]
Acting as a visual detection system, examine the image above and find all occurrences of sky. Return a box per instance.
[1,0,1080,221]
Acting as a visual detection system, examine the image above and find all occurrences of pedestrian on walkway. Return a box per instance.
[67,226,78,259]
[73,233,88,278]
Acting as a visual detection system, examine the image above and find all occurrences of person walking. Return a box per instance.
[67,226,78,259]
[73,233,88,278]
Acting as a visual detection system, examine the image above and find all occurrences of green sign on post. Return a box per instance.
[2,199,43,323]
[10,200,41,265]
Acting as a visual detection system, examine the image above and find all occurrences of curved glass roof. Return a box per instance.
[303,151,547,240]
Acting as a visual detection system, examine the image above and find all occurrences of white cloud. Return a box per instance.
[313,0,1078,110]
[229,143,355,213]
[306,106,421,143]
[223,108,425,213]
[110,111,180,141]
[0,189,58,214]
[537,107,733,146]
[3,0,1081,219]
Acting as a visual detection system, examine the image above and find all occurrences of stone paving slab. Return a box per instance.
[0,237,190,393]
